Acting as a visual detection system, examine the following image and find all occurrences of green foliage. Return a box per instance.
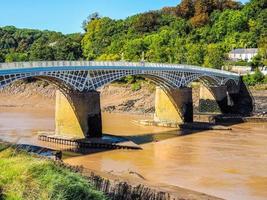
[186,43,204,65]
[204,44,225,69]
[0,147,106,200]
[82,12,101,31]
[5,52,28,62]
[80,0,265,68]
[226,60,250,66]
[0,27,83,62]
[0,53,4,62]
[243,68,266,86]
[211,10,248,41]
[132,11,162,33]
[131,82,141,91]
[123,38,147,61]
[259,36,267,66]
[251,53,263,68]
[96,53,120,61]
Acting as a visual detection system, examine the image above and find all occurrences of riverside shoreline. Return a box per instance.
[1,81,267,115]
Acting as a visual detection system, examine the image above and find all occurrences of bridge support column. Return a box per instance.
[154,87,193,123]
[199,85,228,113]
[55,90,102,138]
[199,81,254,115]
[199,84,253,114]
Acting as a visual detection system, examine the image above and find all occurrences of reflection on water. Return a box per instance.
[0,108,267,200]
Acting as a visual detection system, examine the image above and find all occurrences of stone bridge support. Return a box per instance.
[199,79,254,115]
[199,85,229,113]
[154,87,193,123]
[55,90,102,138]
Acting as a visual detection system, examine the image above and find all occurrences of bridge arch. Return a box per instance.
[0,61,241,92]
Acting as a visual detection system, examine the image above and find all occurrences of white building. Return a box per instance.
[228,48,258,62]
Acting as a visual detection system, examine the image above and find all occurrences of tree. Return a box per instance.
[29,37,55,61]
[217,0,242,10]
[251,53,263,68]
[123,38,147,61]
[190,13,209,27]
[53,38,82,60]
[5,52,28,62]
[259,36,267,66]
[186,43,204,65]
[144,30,174,63]
[243,68,265,86]
[132,12,161,33]
[204,44,225,69]
[243,0,267,19]
[0,53,4,62]
[177,0,195,19]
[211,10,248,40]
[170,18,191,36]
[82,12,100,31]
[173,38,187,64]
[96,53,120,61]
[82,17,119,60]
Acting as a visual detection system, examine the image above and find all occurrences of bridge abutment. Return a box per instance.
[199,80,254,115]
[199,85,229,113]
[154,87,193,123]
[55,90,102,138]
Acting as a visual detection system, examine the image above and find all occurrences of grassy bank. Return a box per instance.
[0,143,106,200]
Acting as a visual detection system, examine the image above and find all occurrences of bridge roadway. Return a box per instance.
[0,61,253,138]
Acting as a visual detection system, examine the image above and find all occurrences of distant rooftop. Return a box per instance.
[229,48,258,54]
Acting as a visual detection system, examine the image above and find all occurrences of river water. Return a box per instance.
[0,107,267,200]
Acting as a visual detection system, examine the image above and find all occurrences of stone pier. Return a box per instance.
[198,80,254,115]
[199,85,228,113]
[154,87,193,123]
[55,90,102,138]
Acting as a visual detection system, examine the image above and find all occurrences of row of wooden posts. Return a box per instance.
[38,135,140,150]
[88,173,175,200]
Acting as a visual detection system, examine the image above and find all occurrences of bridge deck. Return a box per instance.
[0,61,239,79]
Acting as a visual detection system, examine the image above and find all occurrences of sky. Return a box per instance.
[0,0,249,34]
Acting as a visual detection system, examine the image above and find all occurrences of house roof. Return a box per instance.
[229,48,258,54]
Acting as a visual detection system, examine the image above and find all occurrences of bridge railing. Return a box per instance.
[0,61,239,77]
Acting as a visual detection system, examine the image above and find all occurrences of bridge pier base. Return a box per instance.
[55,90,102,138]
[154,87,193,123]
[199,81,254,115]
[199,85,229,113]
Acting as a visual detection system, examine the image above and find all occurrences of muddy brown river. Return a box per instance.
[0,107,267,200]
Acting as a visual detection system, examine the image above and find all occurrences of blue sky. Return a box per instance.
[0,0,249,34]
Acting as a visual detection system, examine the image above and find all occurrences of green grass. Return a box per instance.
[0,144,106,200]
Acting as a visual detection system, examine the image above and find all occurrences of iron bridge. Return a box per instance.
[0,61,240,91]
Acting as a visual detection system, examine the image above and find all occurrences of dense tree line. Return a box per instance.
[81,0,266,69]
[0,0,266,70]
[0,26,83,62]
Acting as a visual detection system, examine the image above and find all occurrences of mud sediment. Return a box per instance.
[1,80,267,115]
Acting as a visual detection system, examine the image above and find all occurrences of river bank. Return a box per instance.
[1,80,267,114]
[0,143,106,200]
